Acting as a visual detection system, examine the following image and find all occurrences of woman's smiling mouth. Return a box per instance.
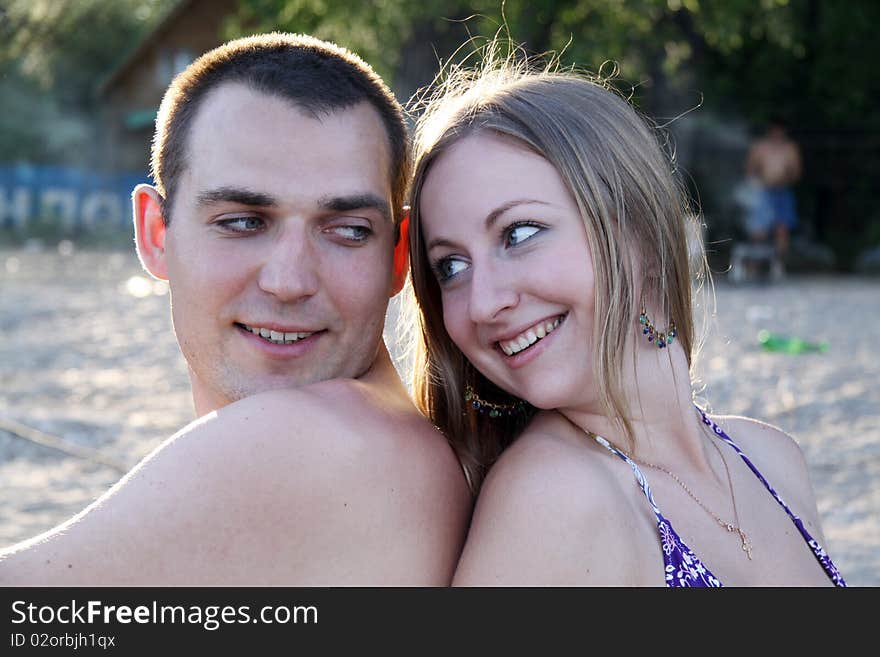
[497,313,567,356]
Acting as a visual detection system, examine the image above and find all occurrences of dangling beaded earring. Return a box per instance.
[639,306,676,349]
[464,384,529,418]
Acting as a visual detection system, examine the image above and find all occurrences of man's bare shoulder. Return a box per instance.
[0,382,470,586]
[227,381,470,512]
[224,381,468,490]
[200,383,472,582]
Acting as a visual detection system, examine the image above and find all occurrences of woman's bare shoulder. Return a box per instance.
[452,412,642,585]
[488,411,620,499]
[709,413,807,470]
[708,412,824,531]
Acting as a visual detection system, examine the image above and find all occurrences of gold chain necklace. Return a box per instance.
[632,436,753,560]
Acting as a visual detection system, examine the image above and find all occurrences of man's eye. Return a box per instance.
[330,225,372,242]
[218,216,263,232]
[433,257,469,283]
[505,223,541,247]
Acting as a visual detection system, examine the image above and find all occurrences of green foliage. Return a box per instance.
[1,0,175,107]
[1,0,875,265]
[0,0,175,164]
[228,0,880,125]
[225,0,500,91]
[225,0,412,83]
[0,69,78,162]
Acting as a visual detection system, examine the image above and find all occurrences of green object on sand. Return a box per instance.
[757,330,829,354]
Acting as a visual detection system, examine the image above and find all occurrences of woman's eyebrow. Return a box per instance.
[426,199,550,251]
[483,199,549,231]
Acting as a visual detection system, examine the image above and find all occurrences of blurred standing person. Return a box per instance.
[745,118,803,274]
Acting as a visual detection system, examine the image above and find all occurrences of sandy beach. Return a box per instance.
[1,245,877,585]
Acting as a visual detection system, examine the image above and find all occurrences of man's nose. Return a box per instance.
[467,261,518,324]
[257,227,319,302]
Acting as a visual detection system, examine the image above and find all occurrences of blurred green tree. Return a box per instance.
[1,0,875,264]
[229,0,880,268]
[227,0,878,126]
[0,0,175,163]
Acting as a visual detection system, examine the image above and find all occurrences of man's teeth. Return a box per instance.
[500,316,563,356]
[243,324,315,344]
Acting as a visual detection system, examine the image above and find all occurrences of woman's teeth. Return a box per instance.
[499,315,564,356]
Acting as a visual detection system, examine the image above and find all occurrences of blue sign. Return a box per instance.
[0,164,151,231]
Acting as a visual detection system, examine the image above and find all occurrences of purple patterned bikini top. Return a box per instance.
[593,408,846,587]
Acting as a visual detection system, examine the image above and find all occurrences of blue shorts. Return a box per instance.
[763,187,798,229]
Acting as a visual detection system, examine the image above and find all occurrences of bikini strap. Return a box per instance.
[695,405,847,587]
[592,434,665,523]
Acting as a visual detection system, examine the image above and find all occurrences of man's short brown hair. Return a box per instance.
[152,32,409,225]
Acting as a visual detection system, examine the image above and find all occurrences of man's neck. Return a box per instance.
[189,370,227,417]
[188,342,404,417]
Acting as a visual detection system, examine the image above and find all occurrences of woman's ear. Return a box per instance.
[132,184,169,280]
[390,210,410,296]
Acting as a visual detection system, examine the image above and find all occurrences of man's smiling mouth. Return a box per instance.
[237,323,318,345]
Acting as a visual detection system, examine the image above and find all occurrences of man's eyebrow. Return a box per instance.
[426,199,549,252]
[197,187,278,208]
[318,193,392,223]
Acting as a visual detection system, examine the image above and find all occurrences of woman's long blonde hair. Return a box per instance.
[405,46,705,493]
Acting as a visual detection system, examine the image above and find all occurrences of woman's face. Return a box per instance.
[419,132,598,410]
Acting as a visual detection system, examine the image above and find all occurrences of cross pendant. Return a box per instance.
[739,532,753,560]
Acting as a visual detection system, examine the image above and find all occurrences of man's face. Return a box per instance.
[155,83,397,412]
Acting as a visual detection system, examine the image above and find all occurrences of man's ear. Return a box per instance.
[390,210,410,296]
[133,184,169,281]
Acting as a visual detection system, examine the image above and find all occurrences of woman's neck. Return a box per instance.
[556,342,717,477]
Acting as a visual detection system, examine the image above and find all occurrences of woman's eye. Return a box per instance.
[505,223,541,247]
[434,257,469,282]
[219,216,263,232]
[330,225,372,242]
